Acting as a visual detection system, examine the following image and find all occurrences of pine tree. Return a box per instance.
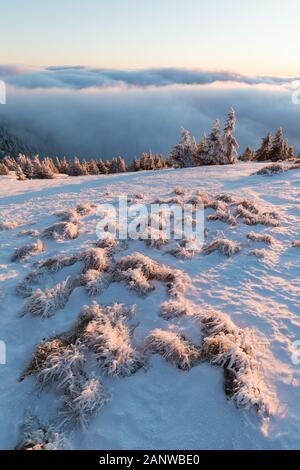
[240,146,255,162]
[16,165,26,180]
[68,157,88,176]
[87,160,100,175]
[195,134,207,165]
[0,162,9,175]
[201,120,223,165]
[108,156,126,173]
[269,128,285,162]
[255,133,272,162]
[222,108,238,164]
[168,128,196,168]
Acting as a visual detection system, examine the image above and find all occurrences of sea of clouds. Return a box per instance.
[0,65,299,161]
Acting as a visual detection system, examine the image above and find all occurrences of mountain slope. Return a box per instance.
[0,162,300,450]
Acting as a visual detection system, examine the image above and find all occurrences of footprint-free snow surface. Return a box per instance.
[1,162,300,450]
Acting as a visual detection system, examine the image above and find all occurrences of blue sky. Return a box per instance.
[0,0,299,76]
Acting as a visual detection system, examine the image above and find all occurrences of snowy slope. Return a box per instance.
[0,162,300,450]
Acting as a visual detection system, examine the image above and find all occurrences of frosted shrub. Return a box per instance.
[167,244,195,259]
[20,338,69,380]
[36,253,78,273]
[11,240,45,262]
[235,205,279,227]
[247,232,275,245]
[80,302,143,377]
[79,247,109,272]
[145,329,201,370]
[199,309,270,415]
[54,208,79,222]
[76,202,95,216]
[80,270,111,296]
[207,208,237,226]
[96,237,120,251]
[115,252,190,298]
[202,238,241,256]
[60,377,109,430]
[0,219,25,231]
[120,267,154,296]
[35,343,85,392]
[42,221,79,240]
[16,268,45,297]
[22,277,74,318]
[16,415,67,450]
[256,164,284,176]
[160,297,192,320]
[17,229,40,238]
[292,240,300,248]
[249,248,268,259]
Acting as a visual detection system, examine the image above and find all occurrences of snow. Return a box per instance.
[0,162,300,449]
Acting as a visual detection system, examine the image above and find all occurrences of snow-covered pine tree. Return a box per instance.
[222,108,238,164]
[87,160,100,175]
[168,128,196,168]
[240,146,255,161]
[269,128,286,162]
[109,156,127,173]
[288,145,294,160]
[16,165,26,180]
[68,157,88,176]
[0,162,9,175]
[254,133,272,162]
[194,134,207,165]
[201,120,223,165]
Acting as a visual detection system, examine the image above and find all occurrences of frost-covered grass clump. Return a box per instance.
[256,163,284,176]
[0,219,26,231]
[202,238,241,257]
[292,240,300,248]
[16,414,68,450]
[160,297,192,320]
[59,377,109,430]
[78,302,143,377]
[80,270,111,296]
[247,231,275,246]
[235,201,279,227]
[42,221,79,240]
[11,240,45,262]
[207,208,237,226]
[54,208,79,223]
[114,252,190,298]
[21,277,74,318]
[199,309,270,416]
[145,329,201,370]
[79,247,109,272]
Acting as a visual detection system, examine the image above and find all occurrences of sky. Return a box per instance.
[0,0,300,76]
[0,0,300,161]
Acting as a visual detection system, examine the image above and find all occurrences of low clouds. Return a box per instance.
[0,66,299,161]
[0,65,299,90]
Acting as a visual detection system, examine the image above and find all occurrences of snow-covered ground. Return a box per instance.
[0,162,300,450]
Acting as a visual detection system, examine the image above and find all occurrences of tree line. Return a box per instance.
[0,109,297,179]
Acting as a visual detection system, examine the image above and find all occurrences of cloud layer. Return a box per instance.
[0,65,299,90]
[0,66,300,161]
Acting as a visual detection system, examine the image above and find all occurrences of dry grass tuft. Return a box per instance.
[21,277,74,318]
[145,329,202,370]
[42,221,79,240]
[202,238,241,256]
[11,240,45,262]
[247,232,275,245]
